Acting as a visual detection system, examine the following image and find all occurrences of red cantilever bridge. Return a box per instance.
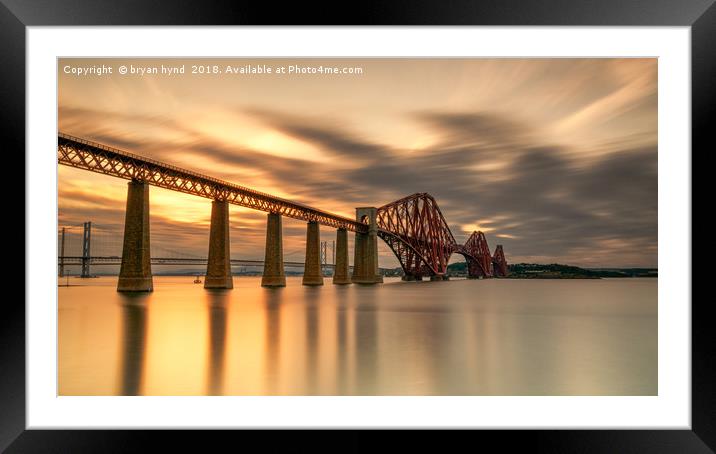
[58,133,508,292]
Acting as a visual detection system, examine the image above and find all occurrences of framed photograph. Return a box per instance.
[6,0,713,451]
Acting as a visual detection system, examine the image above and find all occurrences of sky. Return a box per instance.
[58,58,657,268]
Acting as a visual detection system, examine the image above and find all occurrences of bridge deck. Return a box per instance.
[58,133,368,232]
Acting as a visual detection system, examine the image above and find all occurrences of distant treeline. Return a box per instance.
[442,262,657,278]
[510,263,656,278]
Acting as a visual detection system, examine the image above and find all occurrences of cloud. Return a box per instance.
[246,108,395,162]
[415,111,532,147]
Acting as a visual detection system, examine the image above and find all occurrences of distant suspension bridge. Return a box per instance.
[57,222,366,276]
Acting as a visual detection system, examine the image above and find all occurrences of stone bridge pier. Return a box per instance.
[261,212,286,287]
[204,200,233,289]
[303,220,323,286]
[117,180,153,292]
[351,207,383,284]
[332,227,351,284]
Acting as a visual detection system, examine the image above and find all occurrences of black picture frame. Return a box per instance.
[4,0,713,451]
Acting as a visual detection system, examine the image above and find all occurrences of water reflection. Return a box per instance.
[352,286,378,395]
[421,309,444,395]
[263,289,282,394]
[335,287,350,395]
[60,277,657,396]
[117,294,149,396]
[304,287,321,395]
[206,290,229,395]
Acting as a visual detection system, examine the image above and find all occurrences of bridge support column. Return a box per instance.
[351,207,383,284]
[118,181,153,292]
[303,221,323,286]
[466,259,483,279]
[333,227,350,285]
[204,200,233,289]
[262,212,286,287]
[80,221,92,278]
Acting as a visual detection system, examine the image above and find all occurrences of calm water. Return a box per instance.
[58,276,657,396]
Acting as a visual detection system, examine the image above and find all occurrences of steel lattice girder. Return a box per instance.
[376,193,456,277]
[57,133,366,232]
[375,193,504,279]
[460,231,493,277]
[492,244,508,277]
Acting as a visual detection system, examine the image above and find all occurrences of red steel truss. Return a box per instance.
[376,193,455,278]
[58,133,366,232]
[375,194,508,279]
[459,231,494,278]
[492,244,509,277]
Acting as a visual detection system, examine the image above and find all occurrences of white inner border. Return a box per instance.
[26,27,690,429]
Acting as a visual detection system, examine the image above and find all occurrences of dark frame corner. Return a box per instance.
[5,0,714,451]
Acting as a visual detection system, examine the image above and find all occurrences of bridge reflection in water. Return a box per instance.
[118,294,148,396]
[58,275,657,396]
[108,278,392,396]
[206,291,228,395]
